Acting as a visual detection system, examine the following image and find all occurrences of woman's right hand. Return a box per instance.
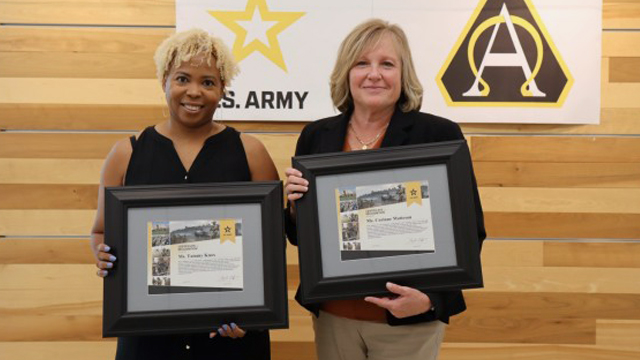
[284,167,309,201]
[95,243,117,278]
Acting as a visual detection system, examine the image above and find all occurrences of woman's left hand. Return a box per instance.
[209,323,246,339]
[364,282,432,318]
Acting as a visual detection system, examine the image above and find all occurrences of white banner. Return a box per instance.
[176,0,601,124]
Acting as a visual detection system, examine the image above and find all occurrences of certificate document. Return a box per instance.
[147,219,243,294]
[336,181,435,260]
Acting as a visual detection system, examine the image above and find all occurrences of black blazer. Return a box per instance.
[286,107,486,325]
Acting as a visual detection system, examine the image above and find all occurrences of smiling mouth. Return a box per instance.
[182,103,204,112]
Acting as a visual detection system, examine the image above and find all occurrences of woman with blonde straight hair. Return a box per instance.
[284,19,486,360]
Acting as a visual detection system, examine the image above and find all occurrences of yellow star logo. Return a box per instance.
[209,0,305,72]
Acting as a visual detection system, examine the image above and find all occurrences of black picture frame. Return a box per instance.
[103,181,288,337]
[292,140,483,303]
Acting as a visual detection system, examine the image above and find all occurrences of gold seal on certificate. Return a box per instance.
[336,180,435,260]
[147,219,243,294]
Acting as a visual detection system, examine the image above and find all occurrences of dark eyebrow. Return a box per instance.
[174,71,190,77]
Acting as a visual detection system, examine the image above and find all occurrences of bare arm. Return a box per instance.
[240,133,279,181]
[90,138,132,276]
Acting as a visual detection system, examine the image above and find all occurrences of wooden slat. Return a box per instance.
[0,133,123,159]
[471,136,640,163]
[0,209,94,236]
[464,292,640,321]
[604,0,640,30]
[603,32,640,57]
[475,162,640,188]
[480,187,640,214]
[609,57,640,83]
[0,0,175,26]
[0,314,102,341]
[0,159,102,184]
[0,52,156,79]
[0,26,170,53]
[446,316,594,344]
[596,320,640,350]
[486,212,640,239]
[0,238,94,264]
[440,343,640,360]
[480,240,543,267]
[0,342,116,360]
[481,267,640,294]
[602,82,640,109]
[0,184,97,209]
[544,242,640,268]
[0,78,163,105]
[271,342,316,360]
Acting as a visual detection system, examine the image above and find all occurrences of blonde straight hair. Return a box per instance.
[330,19,423,113]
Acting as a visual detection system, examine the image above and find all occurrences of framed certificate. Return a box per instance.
[102,181,287,337]
[292,140,483,303]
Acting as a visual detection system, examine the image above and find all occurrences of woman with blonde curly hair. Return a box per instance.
[284,19,485,360]
[91,28,278,360]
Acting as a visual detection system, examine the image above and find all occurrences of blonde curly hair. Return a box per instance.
[154,28,239,87]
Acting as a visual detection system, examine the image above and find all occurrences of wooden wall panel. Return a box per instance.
[0,0,175,26]
[485,212,640,239]
[0,238,93,264]
[544,242,640,268]
[0,342,116,360]
[475,162,640,188]
[0,159,102,184]
[472,136,640,163]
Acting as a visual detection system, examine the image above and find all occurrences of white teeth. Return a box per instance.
[183,104,201,111]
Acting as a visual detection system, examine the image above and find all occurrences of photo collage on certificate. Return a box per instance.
[336,181,436,261]
[147,219,243,294]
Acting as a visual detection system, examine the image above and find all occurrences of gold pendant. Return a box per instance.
[362,145,368,150]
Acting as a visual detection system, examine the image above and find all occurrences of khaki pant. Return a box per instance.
[312,310,446,360]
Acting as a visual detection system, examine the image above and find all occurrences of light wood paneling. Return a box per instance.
[475,162,640,188]
[604,0,640,29]
[0,26,170,53]
[0,238,94,264]
[603,31,640,57]
[596,320,640,350]
[480,187,640,214]
[472,136,640,163]
[0,184,97,209]
[609,57,640,83]
[440,343,640,360]
[0,159,102,184]
[464,292,640,320]
[0,209,94,236]
[0,0,175,26]
[0,342,116,360]
[446,316,595,344]
[482,267,640,294]
[480,240,543,267]
[544,242,640,268]
[486,212,640,239]
[0,52,156,79]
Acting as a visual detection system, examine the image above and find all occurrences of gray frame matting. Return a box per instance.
[127,204,264,312]
[316,164,456,278]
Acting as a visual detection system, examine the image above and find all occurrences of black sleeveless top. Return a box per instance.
[116,125,270,360]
